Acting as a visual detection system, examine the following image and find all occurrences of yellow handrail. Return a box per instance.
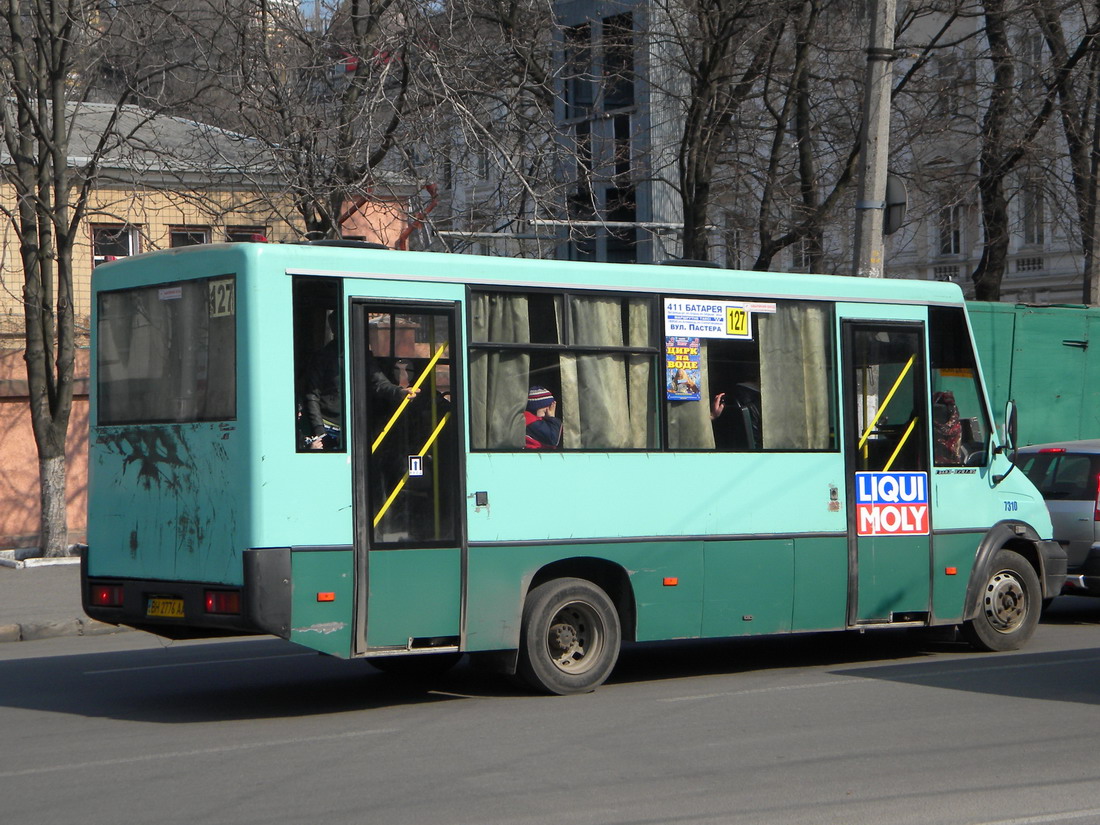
[883,417,918,472]
[371,343,448,454]
[857,354,916,450]
[372,412,452,528]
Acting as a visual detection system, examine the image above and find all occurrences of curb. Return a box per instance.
[0,549,83,569]
[0,618,130,643]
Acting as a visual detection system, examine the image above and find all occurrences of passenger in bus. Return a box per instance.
[710,382,762,450]
[932,390,963,465]
[524,386,563,449]
[304,321,419,450]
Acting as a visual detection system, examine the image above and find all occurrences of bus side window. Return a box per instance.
[469,290,658,451]
[665,299,835,452]
[928,306,990,466]
[293,277,345,452]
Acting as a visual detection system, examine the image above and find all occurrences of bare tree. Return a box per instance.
[2,2,107,554]
[1031,0,1100,303]
[180,0,428,240]
[405,0,565,253]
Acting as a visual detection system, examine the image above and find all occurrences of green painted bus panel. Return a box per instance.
[855,535,929,620]
[466,453,845,544]
[933,469,1049,537]
[464,543,705,652]
[791,536,849,630]
[290,549,354,656]
[630,542,705,641]
[702,539,794,636]
[931,533,982,622]
[87,422,249,584]
[969,301,1100,446]
[366,548,462,647]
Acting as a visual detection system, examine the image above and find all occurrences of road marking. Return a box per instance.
[660,679,858,702]
[0,728,399,779]
[974,810,1100,825]
[84,652,317,675]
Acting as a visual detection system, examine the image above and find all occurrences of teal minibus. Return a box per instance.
[83,242,1066,694]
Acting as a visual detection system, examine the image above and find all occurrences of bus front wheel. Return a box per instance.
[517,578,621,695]
[960,549,1041,652]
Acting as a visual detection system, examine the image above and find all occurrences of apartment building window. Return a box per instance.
[92,224,139,267]
[792,237,812,271]
[1020,33,1044,97]
[564,23,594,118]
[934,57,959,118]
[605,186,636,264]
[1022,178,1045,246]
[169,226,211,247]
[603,13,634,110]
[613,114,631,179]
[567,188,597,262]
[576,121,593,183]
[938,204,963,256]
[724,228,744,269]
[226,226,268,242]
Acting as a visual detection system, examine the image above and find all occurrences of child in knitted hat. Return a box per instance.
[524,386,563,449]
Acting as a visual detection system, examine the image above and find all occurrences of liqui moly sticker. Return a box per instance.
[855,472,929,536]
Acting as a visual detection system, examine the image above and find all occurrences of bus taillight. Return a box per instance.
[90,584,124,607]
[204,590,241,615]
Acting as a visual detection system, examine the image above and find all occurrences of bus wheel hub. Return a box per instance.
[986,571,1025,630]
[548,622,578,654]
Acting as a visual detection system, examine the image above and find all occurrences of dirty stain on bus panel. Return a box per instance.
[89,422,243,584]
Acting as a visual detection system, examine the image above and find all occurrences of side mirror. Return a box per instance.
[993,400,1018,484]
[1003,400,1018,461]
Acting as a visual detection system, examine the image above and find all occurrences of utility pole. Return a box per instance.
[852,0,896,278]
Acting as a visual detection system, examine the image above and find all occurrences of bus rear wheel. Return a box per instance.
[960,549,1041,652]
[517,578,621,695]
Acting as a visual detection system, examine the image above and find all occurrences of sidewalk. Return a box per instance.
[0,556,129,643]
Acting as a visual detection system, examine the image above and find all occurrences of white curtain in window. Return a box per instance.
[469,293,530,449]
[758,302,831,449]
[559,296,652,449]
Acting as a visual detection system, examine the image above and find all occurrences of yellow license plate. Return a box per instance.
[147,597,184,619]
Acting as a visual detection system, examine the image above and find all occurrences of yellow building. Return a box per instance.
[0,104,413,549]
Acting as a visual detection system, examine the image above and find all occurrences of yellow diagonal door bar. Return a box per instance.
[371,342,448,454]
[857,354,916,450]
[883,417,919,472]
[373,412,452,528]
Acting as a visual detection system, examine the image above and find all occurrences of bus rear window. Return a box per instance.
[96,276,236,424]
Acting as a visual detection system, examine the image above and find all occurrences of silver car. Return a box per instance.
[1018,439,1100,596]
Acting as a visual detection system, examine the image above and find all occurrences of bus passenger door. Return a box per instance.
[842,320,932,625]
[349,301,464,655]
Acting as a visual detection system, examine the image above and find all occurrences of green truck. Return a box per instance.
[969,301,1100,446]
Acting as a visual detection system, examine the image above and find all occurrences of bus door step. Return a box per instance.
[853,612,930,629]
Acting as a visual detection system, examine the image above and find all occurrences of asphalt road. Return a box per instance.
[2,598,1100,825]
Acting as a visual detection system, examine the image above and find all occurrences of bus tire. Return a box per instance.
[517,578,621,695]
[960,549,1041,652]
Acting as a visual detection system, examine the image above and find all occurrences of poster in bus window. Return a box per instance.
[666,337,701,401]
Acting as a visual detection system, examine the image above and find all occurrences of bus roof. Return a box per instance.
[93,242,966,307]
